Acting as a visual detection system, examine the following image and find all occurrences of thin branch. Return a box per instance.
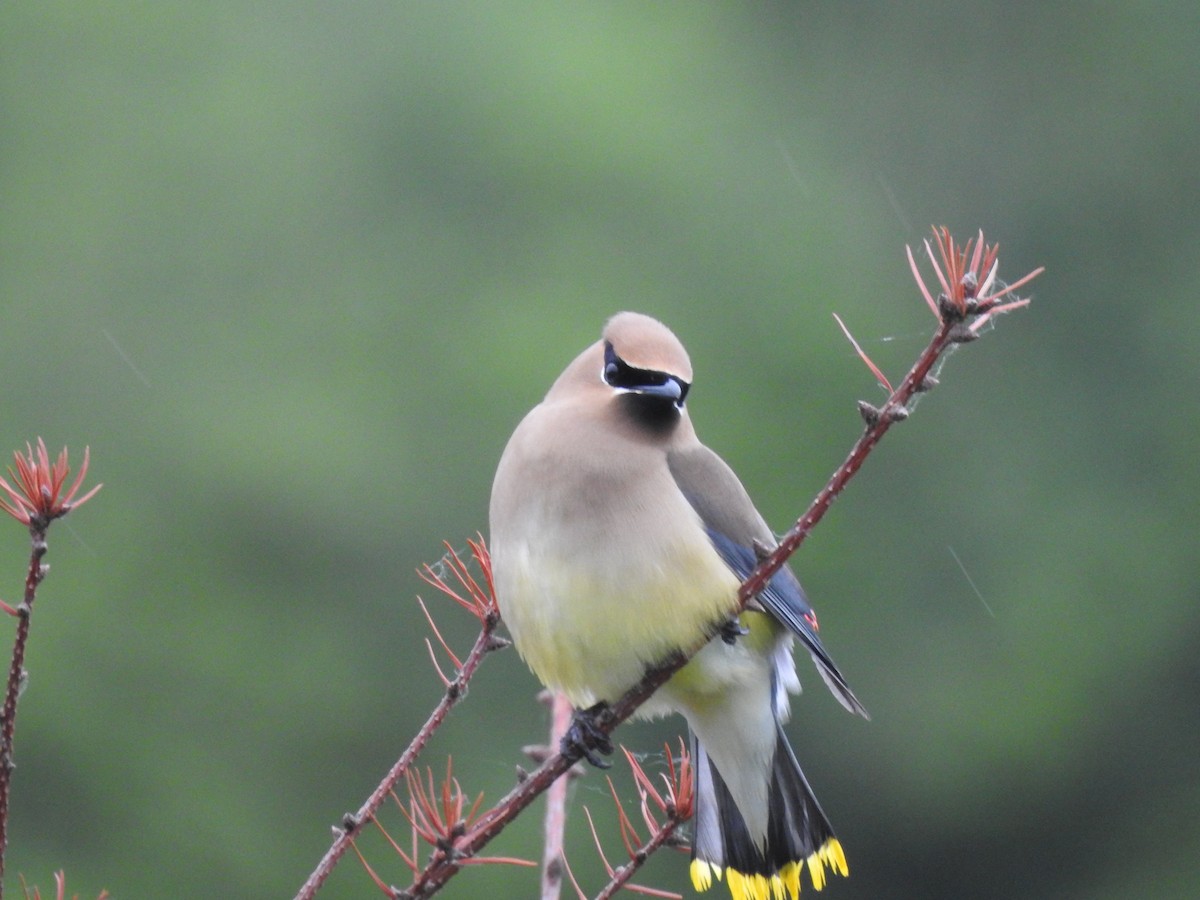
[539,692,576,900]
[605,776,640,861]
[577,802,683,897]
[303,230,1041,899]
[372,812,419,873]
[592,821,685,900]
[906,243,939,317]
[0,443,100,897]
[293,540,504,900]
[833,313,894,393]
[417,597,463,672]
[0,530,47,892]
[589,744,692,900]
[349,836,395,896]
[392,230,1039,898]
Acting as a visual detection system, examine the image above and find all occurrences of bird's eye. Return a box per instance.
[602,343,636,389]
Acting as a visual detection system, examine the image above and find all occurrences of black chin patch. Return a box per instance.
[617,392,681,435]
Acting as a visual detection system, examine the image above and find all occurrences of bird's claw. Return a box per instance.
[562,702,614,769]
[719,617,749,645]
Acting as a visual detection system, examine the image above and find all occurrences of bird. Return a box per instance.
[489,311,868,900]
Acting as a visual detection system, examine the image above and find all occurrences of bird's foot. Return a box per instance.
[718,616,749,645]
[562,702,614,769]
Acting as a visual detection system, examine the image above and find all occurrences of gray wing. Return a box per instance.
[667,442,868,718]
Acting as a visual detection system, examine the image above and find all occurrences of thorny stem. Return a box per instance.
[401,732,585,898]
[293,611,504,900]
[315,231,1038,898]
[398,329,945,897]
[589,745,692,900]
[0,441,99,899]
[0,525,50,897]
[397,265,1033,898]
[737,315,956,607]
[592,816,686,900]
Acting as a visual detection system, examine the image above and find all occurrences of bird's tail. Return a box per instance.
[690,725,848,899]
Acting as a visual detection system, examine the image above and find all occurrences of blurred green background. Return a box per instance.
[1,3,1197,898]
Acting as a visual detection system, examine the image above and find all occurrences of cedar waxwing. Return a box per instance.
[489,312,868,900]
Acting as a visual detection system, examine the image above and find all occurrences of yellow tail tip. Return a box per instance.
[696,840,848,899]
[691,859,723,892]
[725,869,774,900]
[822,838,849,878]
[779,860,802,897]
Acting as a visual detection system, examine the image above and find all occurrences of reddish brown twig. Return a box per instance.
[0,441,102,530]
[293,537,506,900]
[400,733,588,896]
[351,759,536,898]
[538,229,1044,763]
[833,312,894,393]
[588,743,693,900]
[391,228,1039,899]
[396,759,534,871]
[582,806,681,900]
[741,228,1042,610]
[0,442,100,898]
[18,869,109,900]
[538,692,576,900]
[303,229,1040,898]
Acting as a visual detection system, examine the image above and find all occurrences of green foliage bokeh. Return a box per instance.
[0,3,1197,898]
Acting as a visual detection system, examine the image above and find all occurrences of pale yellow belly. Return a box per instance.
[495,534,741,706]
